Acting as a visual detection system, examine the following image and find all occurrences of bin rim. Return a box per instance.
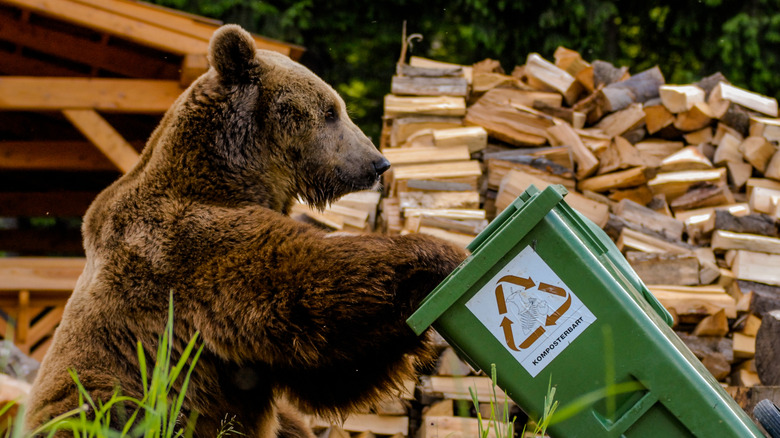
[406,185,567,335]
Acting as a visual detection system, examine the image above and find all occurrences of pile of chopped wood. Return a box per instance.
[309,46,780,436]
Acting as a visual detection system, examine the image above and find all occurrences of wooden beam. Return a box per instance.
[0,16,181,79]
[68,0,304,59]
[5,0,208,55]
[0,191,98,217]
[0,77,181,113]
[0,257,85,291]
[0,141,115,171]
[63,109,140,173]
[0,229,84,255]
[0,49,85,77]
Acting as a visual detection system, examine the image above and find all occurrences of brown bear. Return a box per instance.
[25,24,465,437]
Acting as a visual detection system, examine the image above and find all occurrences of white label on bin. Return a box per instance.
[465,246,596,377]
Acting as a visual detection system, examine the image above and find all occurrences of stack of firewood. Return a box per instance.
[342,45,780,434]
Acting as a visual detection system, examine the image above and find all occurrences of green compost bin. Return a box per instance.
[407,184,763,437]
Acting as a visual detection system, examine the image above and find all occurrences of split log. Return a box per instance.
[709,81,779,118]
[436,347,474,377]
[553,46,590,76]
[532,101,586,129]
[635,139,685,167]
[684,127,713,145]
[749,186,780,217]
[673,102,713,132]
[747,178,780,199]
[524,53,583,105]
[626,252,699,286]
[608,185,655,205]
[547,122,598,179]
[496,169,608,227]
[739,136,777,173]
[486,157,575,191]
[471,72,522,94]
[731,250,780,286]
[597,137,645,175]
[733,332,756,360]
[739,314,763,337]
[617,228,692,255]
[649,286,736,318]
[764,152,780,181]
[383,146,470,166]
[694,247,721,284]
[711,230,780,255]
[432,127,488,153]
[384,95,466,117]
[593,103,646,138]
[714,132,744,165]
[399,191,480,211]
[397,63,464,78]
[741,281,780,317]
[756,310,780,385]
[659,84,705,113]
[614,198,684,241]
[464,94,552,146]
[750,116,780,142]
[714,210,780,238]
[390,116,463,147]
[692,309,729,336]
[647,168,727,201]
[391,76,469,97]
[658,146,713,173]
[669,182,734,211]
[598,66,665,113]
[592,60,629,88]
[676,331,734,363]
[644,103,675,135]
[409,56,473,83]
[578,166,653,193]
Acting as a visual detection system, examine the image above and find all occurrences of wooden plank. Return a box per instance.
[0,141,116,171]
[0,258,85,291]
[0,77,181,113]
[5,0,208,55]
[63,109,140,173]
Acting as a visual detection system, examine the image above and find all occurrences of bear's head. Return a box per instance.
[170,25,389,212]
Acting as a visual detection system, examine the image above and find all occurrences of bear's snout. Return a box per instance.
[373,157,391,177]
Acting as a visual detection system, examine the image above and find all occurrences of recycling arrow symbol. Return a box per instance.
[494,275,571,351]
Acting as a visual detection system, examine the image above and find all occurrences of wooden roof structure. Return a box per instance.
[0,0,304,255]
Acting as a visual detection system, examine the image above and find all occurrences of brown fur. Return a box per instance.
[25,24,465,437]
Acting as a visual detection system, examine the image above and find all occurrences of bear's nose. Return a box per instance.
[373,157,391,176]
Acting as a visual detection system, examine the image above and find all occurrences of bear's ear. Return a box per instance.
[208,24,258,82]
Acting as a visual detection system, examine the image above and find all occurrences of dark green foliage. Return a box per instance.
[149,0,780,141]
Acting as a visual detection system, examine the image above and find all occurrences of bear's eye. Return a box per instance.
[324,106,338,122]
